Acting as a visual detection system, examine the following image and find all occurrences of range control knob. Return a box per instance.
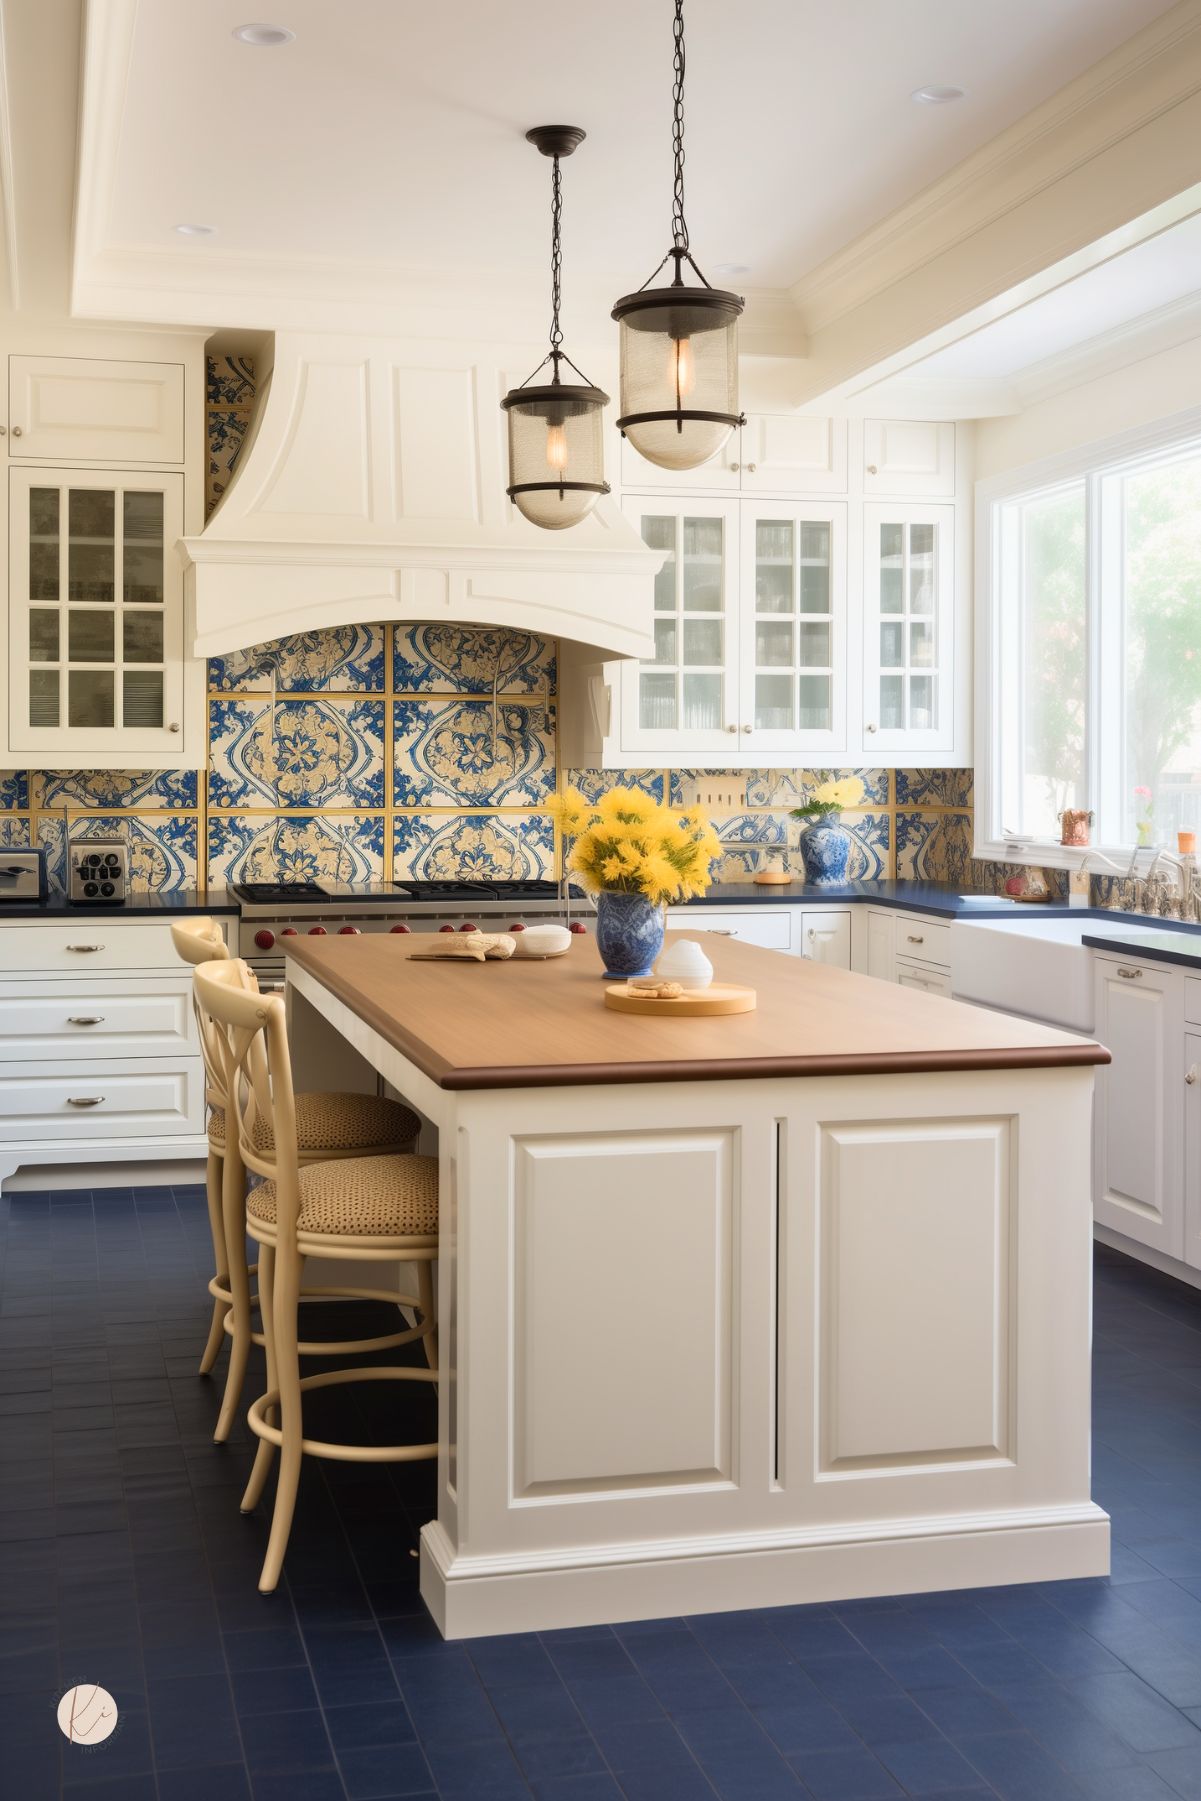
[280,927,298,937]
[254,929,275,950]
[459,922,478,932]
[508,922,527,932]
[569,921,587,935]
[389,924,411,934]
[438,924,455,934]
[308,925,327,936]
[337,925,360,935]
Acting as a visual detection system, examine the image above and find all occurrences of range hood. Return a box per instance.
[182,332,658,661]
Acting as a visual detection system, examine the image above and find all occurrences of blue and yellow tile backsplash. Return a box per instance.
[0,355,979,895]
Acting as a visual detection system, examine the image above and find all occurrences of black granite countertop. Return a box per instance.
[0,888,239,921]
[682,880,1044,918]
[1081,926,1201,971]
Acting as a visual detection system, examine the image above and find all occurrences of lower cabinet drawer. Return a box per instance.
[0,1058,204,1140]
[894,917,952,968]
[0,921,192,973]
[670,910,793,952]
[896,959,952,997]
[0,979,196,1061]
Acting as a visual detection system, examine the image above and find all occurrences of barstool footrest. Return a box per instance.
[246,1365,438,1465]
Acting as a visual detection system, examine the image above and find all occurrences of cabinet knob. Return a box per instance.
[726,723,738,733]
[867,462,877,474]
[1187,1066,1198,1085]
[168,721,181,733]
[0,426,6,436]
[11,426,22,438]
[741,724,753,734]
[729,461,740,471]
[746,462,757,473]
[866,723,878,734]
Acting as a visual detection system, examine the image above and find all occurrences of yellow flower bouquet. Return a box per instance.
[788,775,865,823]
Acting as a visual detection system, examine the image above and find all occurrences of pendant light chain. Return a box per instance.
[549,154,564,360]
[671,0,689,255]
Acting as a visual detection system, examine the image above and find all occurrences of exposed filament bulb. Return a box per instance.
[545,422,569,471]
[669,336,696,401]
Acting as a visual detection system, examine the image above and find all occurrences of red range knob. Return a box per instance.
[438,924,455,934]
[308,925,327,936]
[280,927,298,937]
[389,924,411,934]
[254,929,275,950]
[508,922,526,932]
[338,925,360,935]
[569,922,587,935]
[459,922,478,932]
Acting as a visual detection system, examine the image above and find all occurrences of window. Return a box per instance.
[980,424,1201,860]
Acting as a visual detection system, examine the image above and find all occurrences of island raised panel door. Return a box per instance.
[1093,958,1182,1257]
[799,910,851,969]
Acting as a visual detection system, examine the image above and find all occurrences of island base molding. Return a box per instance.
[420,1506,1111,1639]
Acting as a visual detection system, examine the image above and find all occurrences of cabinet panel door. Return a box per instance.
[9,465,185,756]
[1093,960,1181,1256]
[865,909,895,982]
[1186,1034,1201,1273]
[799,910,851,968]
[619,431,740,493]
[619,497,740,755]
[863,421,955,497]
[739,416,847,495]
[9,356,184,464]
[739,501,846,756]
[862,503,954,756]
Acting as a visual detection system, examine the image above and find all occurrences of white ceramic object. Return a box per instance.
[655,938,714,991]
[512,923,573,959]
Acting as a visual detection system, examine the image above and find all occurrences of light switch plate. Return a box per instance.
[690,776,746,811]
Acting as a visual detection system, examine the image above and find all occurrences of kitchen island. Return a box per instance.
[284,931,1111,1639]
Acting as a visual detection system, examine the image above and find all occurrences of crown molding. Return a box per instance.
[1010,286,1201,408]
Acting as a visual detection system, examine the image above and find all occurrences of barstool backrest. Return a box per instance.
[171,919,236,1111]
[193,959,302,1232]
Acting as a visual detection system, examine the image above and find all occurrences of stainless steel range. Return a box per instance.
[233,880,593,983]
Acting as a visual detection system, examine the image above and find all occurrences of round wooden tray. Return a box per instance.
[604,982,757,1017]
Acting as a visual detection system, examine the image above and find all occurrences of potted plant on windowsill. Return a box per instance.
[790,776,865,886]
[551,785,721,979]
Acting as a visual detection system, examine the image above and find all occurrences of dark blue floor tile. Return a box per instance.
[338,1740,435,1798]
[249,1772,348,1801]
[158,1767,254,1801]
[243,1708,338,1774]
[589,1716,698,1772]
[955,1730,1088,1800]
[786,1745,903,1799]
[1069,1671,1201,1751]
[529,1778,625,1801]
[874,1735,997,1794]
[326,1699,419,1750]
[512,1733,606,1783]
[1146,1743,1201,1799]
[232,1661,320,1716]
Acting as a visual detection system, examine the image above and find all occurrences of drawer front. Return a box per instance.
[1187,978,1201,1027]
[669,910,793,952]
[894,916,951,968]
[0,1057,203,1141]
[896,959,952,997]
[0,979,196,1061]
[0,921,190,973]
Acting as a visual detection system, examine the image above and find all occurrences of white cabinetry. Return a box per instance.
[896,964,953,998]
[860,909,952,990]
[1092,954,1182,1257]
[863,420,955,498]
[862,504,955,757]
[798,909,850,967]
[8,356,184,464]
[620,413,848,497]
[1186,1026,1201,1272]
[666,907,796,954]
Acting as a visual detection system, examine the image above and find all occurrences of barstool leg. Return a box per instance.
[257,1238,303,1595]
[241,1239,277,1514]
[215,1143,251,1444]
[417,1258,438,1371]
[198,1147,228,1376]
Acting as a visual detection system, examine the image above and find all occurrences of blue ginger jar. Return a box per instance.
[595,890,666,979]
[798,816,852,887]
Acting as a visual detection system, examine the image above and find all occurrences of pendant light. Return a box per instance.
[612,0,745,471]
[501,126,610,531]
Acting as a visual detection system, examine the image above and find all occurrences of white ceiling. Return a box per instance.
[96,0,1178,300]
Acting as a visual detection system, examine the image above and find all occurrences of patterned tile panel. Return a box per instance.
[206,355,255,407]
[896,812,973,884]
[709,811,890,884]
[208,626,386,694]
[0,772,29,810]
[209,699,386,809]
[393,813,554,882]
[394,626,556,695]
[207,410,253,516]
[393,700,555,807]
[566,769,666,804]
[0,816,31,847]
[35,770,198,810]
[38,814,198,893]
[207,814,385,888]
[896,769,974,808]
[670,768,890,807]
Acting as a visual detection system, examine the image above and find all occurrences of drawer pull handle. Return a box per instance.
[906,934,924,944]
[68,1016,105,1026]
[1117,966,1144,979]
[708,928,737,936]
[66,944,104,953]
[66,1096,104,1108]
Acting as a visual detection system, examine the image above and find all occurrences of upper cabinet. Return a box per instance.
[862,504,955,756]
[7,357,185,465]
[862,420,955,498]
[620,413,848,496]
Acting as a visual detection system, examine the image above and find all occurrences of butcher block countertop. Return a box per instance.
[283,931,1109,1092]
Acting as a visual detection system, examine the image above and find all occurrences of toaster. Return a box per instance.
[67,837,130,906]
[0,847,48,904]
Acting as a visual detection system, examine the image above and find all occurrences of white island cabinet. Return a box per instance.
[284,929,1108,1639]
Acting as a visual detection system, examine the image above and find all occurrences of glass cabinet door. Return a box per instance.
[863,503,954,754]
[621,497,740,752]
[11,467,184,754]
[739,501,846,753]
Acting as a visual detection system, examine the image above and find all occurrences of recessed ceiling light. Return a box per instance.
[174,223,216,237]
[713,262,751,276]
[232,22,295,46]
[911,85,965,105]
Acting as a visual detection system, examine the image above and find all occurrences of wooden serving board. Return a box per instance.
[604,981,757,1017]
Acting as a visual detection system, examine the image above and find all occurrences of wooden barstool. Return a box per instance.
[171,919,424,1442]
[194,958,438,1594]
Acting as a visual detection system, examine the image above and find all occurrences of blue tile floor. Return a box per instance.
[6,1192,1201,1800]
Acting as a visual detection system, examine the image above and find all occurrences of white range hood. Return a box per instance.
[182,333,657,661]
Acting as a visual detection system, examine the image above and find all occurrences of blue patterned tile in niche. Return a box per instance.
[34,769,197,810]
[567,769,665,804]
[208,814,385,888]
[206,355,255,407]
[38,814,197,892]
[896,812,972,884]
[708,812,788,884]
[207,410,252,515]
[0,816,31,847]
[208,626,385,694]
[394,699,555,807]
[209,699,385,809]
[394,625,556,695]
[393,812,554,881]
[896,769,974,808]
[0,771,28,810]
[744,768,890,808]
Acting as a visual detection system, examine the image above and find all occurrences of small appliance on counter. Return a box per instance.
[67,836,130,905]
[0,847,48,904]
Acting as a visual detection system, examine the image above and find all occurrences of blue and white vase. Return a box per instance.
[798,815,852,886]
[595,890,666,980]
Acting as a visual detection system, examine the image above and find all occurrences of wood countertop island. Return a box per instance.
[283,931,1110,1640]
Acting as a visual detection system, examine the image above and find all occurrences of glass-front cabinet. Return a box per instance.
[739,502,846,755]
[10,466,185,756]
[862,503,954,756]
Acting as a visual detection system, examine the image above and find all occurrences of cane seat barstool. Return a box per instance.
[193,958,438,1595]
[171,919,424,1442]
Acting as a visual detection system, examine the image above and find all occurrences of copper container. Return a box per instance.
[1059,808,1094,847]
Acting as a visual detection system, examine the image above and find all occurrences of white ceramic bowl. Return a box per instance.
[654,938,714,990]
[512,923,573,959]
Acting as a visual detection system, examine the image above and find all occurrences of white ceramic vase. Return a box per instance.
[655,938,714,991]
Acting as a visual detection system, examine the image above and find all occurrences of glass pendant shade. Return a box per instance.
[502,378,608,530]
[613,283,742,471]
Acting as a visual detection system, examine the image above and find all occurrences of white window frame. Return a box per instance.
[975,404,1201,871]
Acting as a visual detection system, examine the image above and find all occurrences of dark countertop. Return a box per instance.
[1082,926,1201,971]
[682,880,1045,918]
[0,888,239,921]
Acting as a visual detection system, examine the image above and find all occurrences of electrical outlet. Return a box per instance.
[691,776,746,812]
